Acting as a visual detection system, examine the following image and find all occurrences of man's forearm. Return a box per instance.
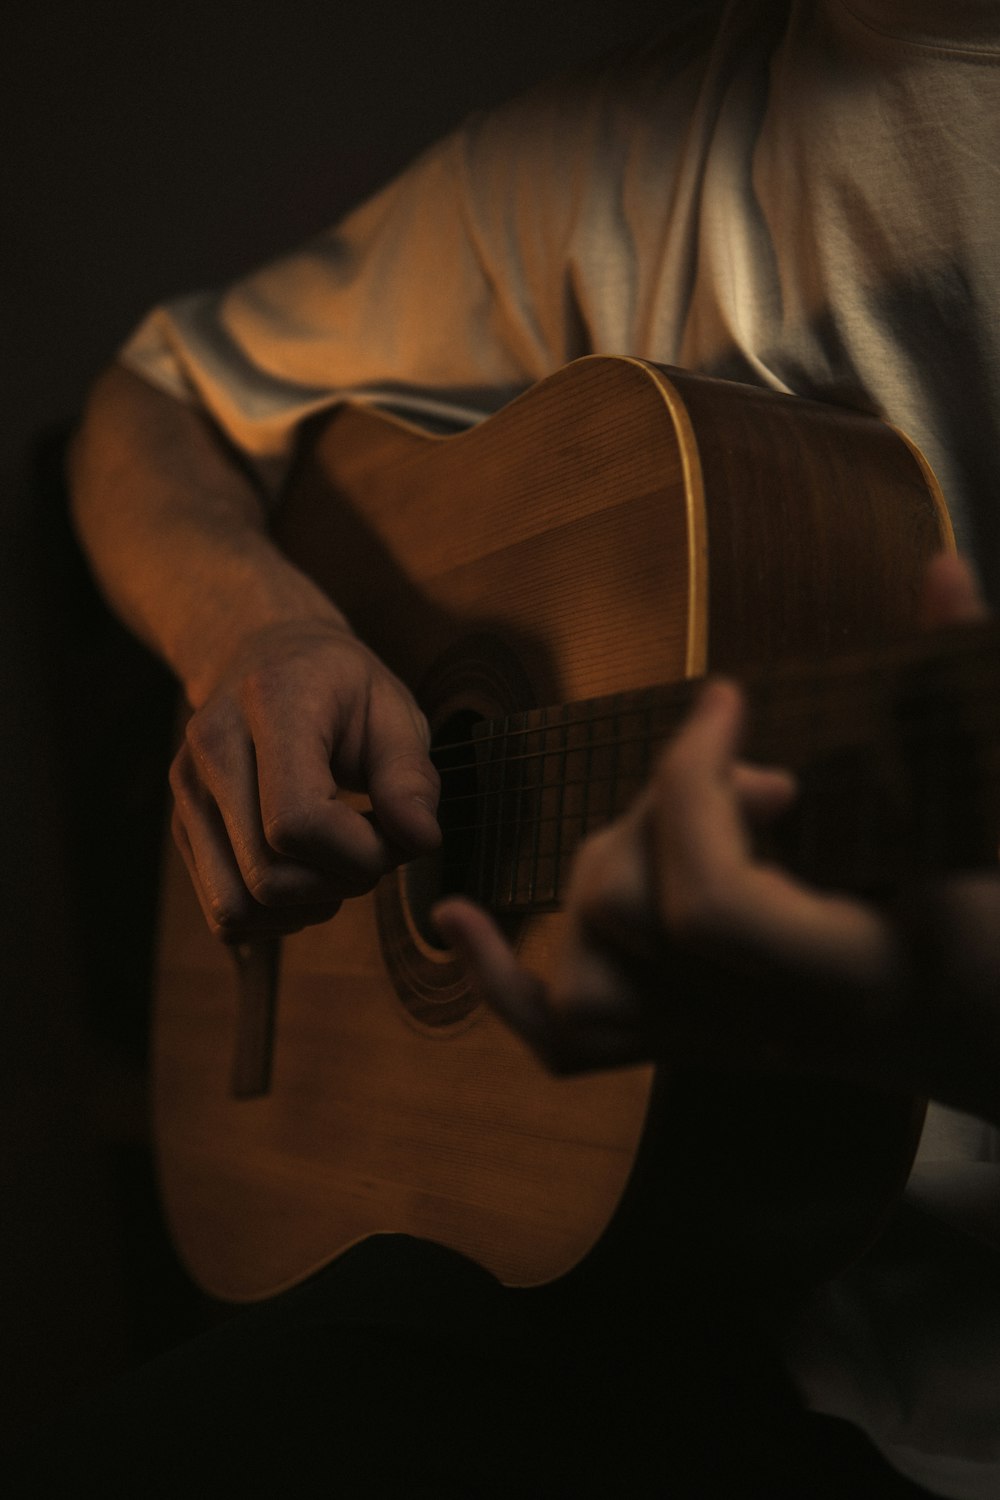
[69,363,347,707]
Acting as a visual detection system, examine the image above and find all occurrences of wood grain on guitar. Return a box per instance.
[154,356,987,1306]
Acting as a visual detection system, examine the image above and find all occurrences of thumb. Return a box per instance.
[364,685,442,855]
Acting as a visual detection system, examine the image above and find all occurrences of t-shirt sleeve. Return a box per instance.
[118,77,606,496]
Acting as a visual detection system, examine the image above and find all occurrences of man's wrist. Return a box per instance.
[173,545,351,708]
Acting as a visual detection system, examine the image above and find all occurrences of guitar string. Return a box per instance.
[430,695,684,760]
[431,761,997,842]
[431,727,670,784]
[427,693,1000,779]
[426,634,1000,766]
[428,716,1000,817]
[526,712,546,905]
[434,700,1000,898]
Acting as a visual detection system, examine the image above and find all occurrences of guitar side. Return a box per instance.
[153,356,952,1303]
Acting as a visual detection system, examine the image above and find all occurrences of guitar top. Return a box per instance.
[153,356,975,1305]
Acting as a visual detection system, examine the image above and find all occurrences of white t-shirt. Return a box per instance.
[120,3,1000,1493]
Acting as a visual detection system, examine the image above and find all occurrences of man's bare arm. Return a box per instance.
[70,364,345,703]
[71,364,440,940]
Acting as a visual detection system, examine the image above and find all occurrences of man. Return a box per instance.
[62,1,1000,1493]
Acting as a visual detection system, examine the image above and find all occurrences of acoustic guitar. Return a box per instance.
[152,355,998,1306]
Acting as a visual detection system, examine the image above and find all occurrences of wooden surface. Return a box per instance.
[152,356,953,1303]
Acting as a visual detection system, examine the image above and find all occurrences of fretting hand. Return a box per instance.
[434,556,1000,1123]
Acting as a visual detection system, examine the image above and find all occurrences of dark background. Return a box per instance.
[0,0,668,1453]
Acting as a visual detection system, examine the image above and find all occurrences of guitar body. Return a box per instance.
[153,356,952,1303]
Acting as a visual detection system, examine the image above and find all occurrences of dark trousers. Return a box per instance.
[13,1235,939,1497]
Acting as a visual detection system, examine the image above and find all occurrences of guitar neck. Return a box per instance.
[440,619,1000,914]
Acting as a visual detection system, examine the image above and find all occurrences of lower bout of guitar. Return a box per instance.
[155,879,654,1302]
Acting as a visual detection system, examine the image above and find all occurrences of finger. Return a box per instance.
[434,898,649,1073]
[653,683,878,963]
[432,898,552,1048]
[568,815,685,998]
[171,744,263,931]
[652,679,754,926]
[699,860,895,991]
[654,682,795,879]
[363,682,441,856]
[570,752,791,976]
[171,804,342,941]
[182,713,365,903]
[731,763,798,823]
[571,813,656,932]
[244,664,439,878]
[649,691,903,1074]
[920,553,989,629]
[244,687,395,889]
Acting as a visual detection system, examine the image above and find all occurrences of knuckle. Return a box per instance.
[184,707,229,766]
[168,745,197,799]
[244,863,286,909]
[262,804,312,857]
[262,809,383,894]
[240,661,287,715]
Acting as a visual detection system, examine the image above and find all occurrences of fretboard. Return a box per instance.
[431,620,1000,915]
